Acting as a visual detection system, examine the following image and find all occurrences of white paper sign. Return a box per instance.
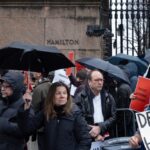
[90,141,103,150]
[136,110,150,150]
[70,84,77,96]
[52,69,70,86]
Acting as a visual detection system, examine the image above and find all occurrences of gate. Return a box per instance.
[109,0,150,56]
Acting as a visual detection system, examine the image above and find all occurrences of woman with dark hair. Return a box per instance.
[18,82,92,150]
[44,82,73,120]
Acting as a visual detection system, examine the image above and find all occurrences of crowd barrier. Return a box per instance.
[91,108,138,150]
[114,108,137,137]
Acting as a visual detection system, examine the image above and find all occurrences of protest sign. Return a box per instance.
[70,84,77,96]
[130,76,150,112]
[136,111,150,150]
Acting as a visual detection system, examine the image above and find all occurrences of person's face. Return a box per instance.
[54,86,68,106]
[1,81,13,98]
[33,72,42,80]
[88,71,104,93]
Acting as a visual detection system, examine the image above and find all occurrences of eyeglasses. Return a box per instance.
[1,84,11,89]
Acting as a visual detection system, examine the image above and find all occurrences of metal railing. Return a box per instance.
[114,108,137,137]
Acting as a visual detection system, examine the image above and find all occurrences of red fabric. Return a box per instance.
[75,62,85,72]
[23,71,33,92]
[66,51,74,76]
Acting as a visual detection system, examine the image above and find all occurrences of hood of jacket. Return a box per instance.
[1,71,25,103]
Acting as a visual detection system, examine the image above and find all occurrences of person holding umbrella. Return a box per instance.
[18,81,92,150]
[0,70,29,150]
[74,70,116,141]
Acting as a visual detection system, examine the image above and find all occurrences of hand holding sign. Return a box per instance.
[129,134,141,149]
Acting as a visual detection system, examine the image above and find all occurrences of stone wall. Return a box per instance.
[0,1,109,59]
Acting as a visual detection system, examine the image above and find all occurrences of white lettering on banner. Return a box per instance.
[136,111,150,150]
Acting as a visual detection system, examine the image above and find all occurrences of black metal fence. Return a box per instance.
[109,0,150,56]
[114,108,137,137]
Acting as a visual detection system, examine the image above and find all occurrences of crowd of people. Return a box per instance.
[0,60,148,150]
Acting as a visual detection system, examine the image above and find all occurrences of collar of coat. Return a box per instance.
[82,83,109,100]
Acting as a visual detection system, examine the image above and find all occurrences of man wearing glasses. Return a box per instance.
[74,70,116,141]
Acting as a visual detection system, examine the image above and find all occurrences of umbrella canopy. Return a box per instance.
[0,41,74,72]
[107,53,148,75]
[76,57,130,84]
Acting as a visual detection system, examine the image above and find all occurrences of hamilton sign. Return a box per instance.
[47,39,79,46]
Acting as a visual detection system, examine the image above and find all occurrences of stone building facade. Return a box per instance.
[0,0,109,59]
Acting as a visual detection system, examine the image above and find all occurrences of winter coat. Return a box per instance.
[31,78,51,150]
[18,104,92,150]
[74,84,116,136]
[0,71,27,150]
[32,78,51,113]
[123,62,138,92]
[69,73,86,97]
[117,83,132,108]
[115,83,134,137]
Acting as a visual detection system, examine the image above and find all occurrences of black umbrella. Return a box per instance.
[107,53,148,75]
[0,41,74,72]
[76,57,130,84]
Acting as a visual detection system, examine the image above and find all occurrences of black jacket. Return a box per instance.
[74,84,116,136]
[18,104,92,150]
[0,71,27,150]
[117,83,132,108]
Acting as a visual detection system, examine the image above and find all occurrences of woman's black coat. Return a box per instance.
[18,105,92,150]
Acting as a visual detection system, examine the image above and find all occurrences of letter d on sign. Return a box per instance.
[137,113,147,128]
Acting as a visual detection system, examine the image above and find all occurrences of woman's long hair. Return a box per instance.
[44,82,72,121]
